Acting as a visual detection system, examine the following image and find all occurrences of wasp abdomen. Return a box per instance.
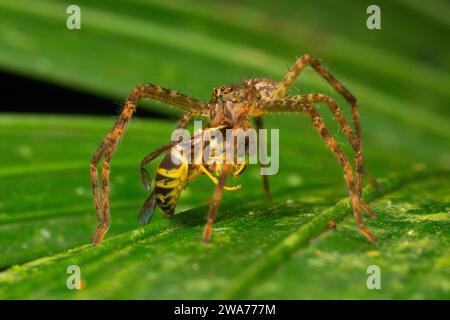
[154,151,188,216]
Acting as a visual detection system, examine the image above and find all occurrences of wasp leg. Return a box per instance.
[198,165,241,191]
[253,116,272,201]
[203,165,232,243]
[231,162,247,177]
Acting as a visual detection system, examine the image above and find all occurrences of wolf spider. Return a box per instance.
[90,54,378,245]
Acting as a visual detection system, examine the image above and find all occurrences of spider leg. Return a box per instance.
[272,54,378,201]
[90,84,206,245]
[276,93,375,217]
[253,116,272,201]
[90,137,109,241]
[261,99,376,244]
[203,164,232,243]
[177,107,202,128]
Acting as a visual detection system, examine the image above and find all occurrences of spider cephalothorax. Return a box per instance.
[209,84,253,127]
[90,54,378,245]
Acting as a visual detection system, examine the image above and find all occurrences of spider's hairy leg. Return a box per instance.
[90,108,132,245]
[90,137,109,240]
[302,105,375,243]
[281,93,375,217]
[293,94,356,146]
[253,116,272,201]
[177,107,201,129]
[90,84,206,245]
[261,100,376,244]
[272,55,359,128]
[203,164,232,243]
[272,54,378,201]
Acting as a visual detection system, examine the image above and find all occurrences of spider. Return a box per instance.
[90,54,378,245]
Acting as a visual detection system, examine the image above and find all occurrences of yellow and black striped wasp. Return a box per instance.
[137,125,247,226]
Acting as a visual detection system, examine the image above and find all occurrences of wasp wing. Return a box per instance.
[140,167,153,190]
[138,189,157,225]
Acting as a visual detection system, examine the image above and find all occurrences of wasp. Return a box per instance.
[90,54,378,245]
[137,125,247,225]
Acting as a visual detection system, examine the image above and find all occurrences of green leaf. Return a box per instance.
[0,0,449,299]
[0,115,448,299]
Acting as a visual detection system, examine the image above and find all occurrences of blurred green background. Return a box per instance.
[0,0,449,299]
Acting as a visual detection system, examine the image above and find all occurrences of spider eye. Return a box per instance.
[223,86,233,94]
